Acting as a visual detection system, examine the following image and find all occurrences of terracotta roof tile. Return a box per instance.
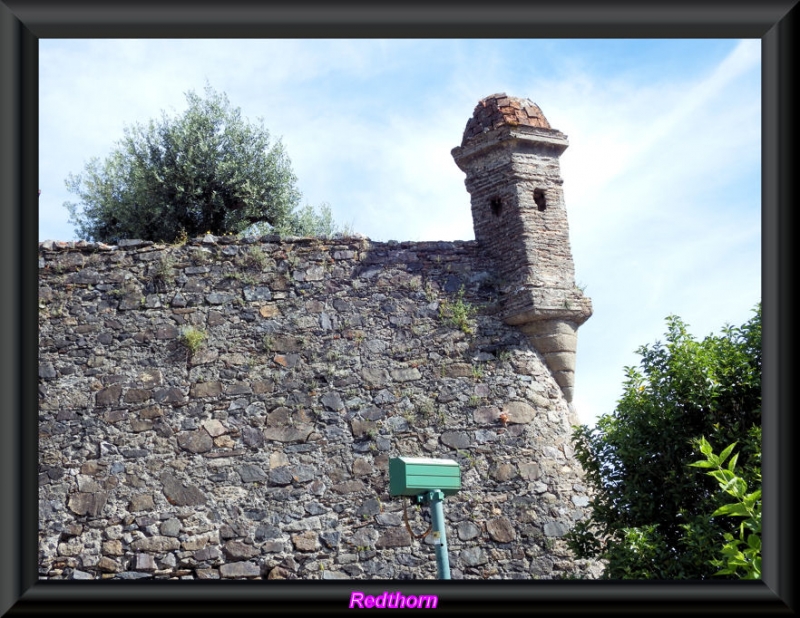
[461,92,551,144]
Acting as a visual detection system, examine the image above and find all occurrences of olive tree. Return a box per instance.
[567,305,761,579]
[248,202,352,239]
[65,85,311,243]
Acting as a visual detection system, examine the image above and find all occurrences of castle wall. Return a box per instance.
[37,235,600,581]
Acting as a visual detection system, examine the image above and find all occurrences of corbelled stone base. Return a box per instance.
[517,319,580,403]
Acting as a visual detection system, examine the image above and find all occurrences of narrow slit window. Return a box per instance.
[490,197,503,217]
[533,189,546,211]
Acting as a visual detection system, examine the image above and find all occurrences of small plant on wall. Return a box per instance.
[150,253,176,292]
[243,245,269,271]
[439,285,476,335]
[179,326,207,357]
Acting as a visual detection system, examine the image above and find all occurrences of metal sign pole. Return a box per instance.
[427,490,451,580]
[388,457,460,580]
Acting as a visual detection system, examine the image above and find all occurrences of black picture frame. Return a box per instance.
[1,1,795,614]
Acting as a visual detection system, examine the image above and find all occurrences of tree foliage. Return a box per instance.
[567,305,761,579]
[246,202,351,239]
[65,85,340,243]
[690,436,761,579]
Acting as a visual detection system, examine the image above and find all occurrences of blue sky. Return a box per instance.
[39,39,761,428]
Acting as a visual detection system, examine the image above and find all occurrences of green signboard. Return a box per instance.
[389,457,461,497]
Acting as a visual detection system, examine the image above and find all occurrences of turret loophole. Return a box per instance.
[534,189,546,211]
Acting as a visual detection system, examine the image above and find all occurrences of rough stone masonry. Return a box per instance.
[37,94,600,580]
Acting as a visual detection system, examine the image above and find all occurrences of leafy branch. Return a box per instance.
[690,436,761,579]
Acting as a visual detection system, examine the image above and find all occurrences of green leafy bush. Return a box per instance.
[567,305,761,579]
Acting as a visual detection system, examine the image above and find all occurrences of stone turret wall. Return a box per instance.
[452,94,593,402]
[37,235,600,581]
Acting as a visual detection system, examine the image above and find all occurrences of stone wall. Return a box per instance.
[38,234,600,580]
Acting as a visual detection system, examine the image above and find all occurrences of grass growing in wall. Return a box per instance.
[242,245,269,271]
[439,285,476,335]
[150,253,176,291]
[179,326,207,356]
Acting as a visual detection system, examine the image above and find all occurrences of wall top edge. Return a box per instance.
[38,236,480,255]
